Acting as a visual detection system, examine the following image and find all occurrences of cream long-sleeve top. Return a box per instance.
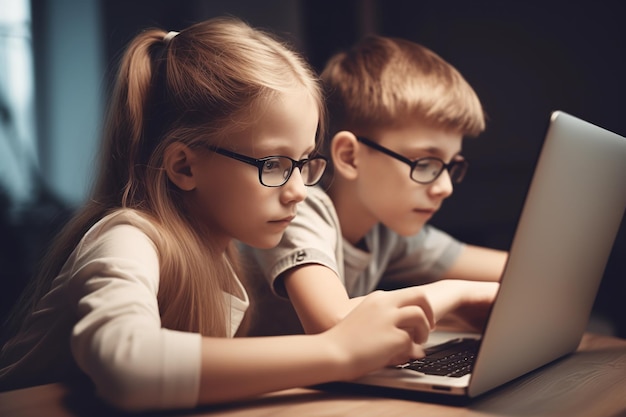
[0,210,249,411]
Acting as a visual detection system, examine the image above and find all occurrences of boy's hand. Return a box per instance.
[444,281,499,332]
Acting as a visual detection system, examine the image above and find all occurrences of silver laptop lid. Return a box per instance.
[468,111,626,397]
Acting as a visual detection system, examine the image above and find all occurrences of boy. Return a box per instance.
[240,35,507,337]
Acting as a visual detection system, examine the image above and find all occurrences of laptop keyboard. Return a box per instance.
[398,338,480,378]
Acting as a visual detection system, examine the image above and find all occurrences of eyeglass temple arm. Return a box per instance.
[356,137,414,165]
[209,146,262,167]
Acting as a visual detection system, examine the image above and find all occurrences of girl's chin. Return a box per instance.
[240,234,284,250]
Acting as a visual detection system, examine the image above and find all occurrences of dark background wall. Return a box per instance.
[2,0,624,336]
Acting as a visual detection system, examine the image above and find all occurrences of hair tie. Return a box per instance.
[163,31,179,44]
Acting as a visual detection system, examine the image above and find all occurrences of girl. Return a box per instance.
[0,17,434,411]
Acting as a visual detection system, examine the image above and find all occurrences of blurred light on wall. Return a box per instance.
[0,0,37,208]
[37,0,104,206]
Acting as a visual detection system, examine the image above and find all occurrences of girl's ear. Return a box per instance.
[163,142,197,191]
[331,131,360,180]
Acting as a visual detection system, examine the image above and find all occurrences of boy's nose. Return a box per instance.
[428,169,454,198]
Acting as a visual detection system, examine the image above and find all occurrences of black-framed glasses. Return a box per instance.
[202,145,328,187]
[356,136,468,184]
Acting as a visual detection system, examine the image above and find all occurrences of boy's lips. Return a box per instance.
[414,207,437,215]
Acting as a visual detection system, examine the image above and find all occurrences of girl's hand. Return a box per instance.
[322,289,434,380]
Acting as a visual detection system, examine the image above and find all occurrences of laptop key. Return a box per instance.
[401,338,479,378]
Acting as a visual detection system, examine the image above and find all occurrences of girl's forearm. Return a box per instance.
[197,333,346,405]
[198,288,436,405]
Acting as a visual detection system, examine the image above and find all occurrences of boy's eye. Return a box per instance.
[413,159,435,170]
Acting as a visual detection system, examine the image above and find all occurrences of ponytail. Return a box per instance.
[96,29,169,207]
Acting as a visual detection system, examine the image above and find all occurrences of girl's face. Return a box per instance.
[186,88,320,250]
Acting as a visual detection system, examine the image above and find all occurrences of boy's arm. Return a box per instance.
[283,263,499,335]
[283,264,363,334]
[441,244,508,282]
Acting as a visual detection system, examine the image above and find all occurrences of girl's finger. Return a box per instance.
[392,288,435,329]
[396,305,432,344]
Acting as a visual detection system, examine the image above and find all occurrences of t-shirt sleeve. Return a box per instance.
[381,224,465,287]
[67,219,202,412]
[243,187,343,297]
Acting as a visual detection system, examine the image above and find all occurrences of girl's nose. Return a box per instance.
[280,168,308,204]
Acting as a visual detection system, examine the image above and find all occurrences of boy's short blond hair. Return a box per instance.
[321,35,485,139]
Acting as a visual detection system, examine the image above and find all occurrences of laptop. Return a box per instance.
[348,110,626,398]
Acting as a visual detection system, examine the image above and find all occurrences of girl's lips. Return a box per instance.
[270,216,295,225]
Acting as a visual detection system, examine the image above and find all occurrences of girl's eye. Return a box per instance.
[263,159,282,171]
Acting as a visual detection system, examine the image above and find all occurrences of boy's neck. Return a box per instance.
[327,181,378,246]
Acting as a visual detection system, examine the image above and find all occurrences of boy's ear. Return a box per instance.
[331,131,360,180]
[163,142,197,191]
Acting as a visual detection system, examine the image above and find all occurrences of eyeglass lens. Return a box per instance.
[261,157,326,187]
[411,158,466,184]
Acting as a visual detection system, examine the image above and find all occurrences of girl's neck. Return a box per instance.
[194,223,231,255]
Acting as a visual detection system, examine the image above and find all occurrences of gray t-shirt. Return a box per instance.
[239,186,463,335]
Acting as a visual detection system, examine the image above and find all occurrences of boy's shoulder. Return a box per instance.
[300,186,336,219]
[306,185,331,202]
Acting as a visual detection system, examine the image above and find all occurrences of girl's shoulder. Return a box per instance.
[82,208,162,248]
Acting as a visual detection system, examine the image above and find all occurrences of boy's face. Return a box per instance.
[353,120,463,237]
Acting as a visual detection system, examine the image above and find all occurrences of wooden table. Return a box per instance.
[1,333,625,417]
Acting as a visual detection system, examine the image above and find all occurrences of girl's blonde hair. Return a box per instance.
[5,17,324,339]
